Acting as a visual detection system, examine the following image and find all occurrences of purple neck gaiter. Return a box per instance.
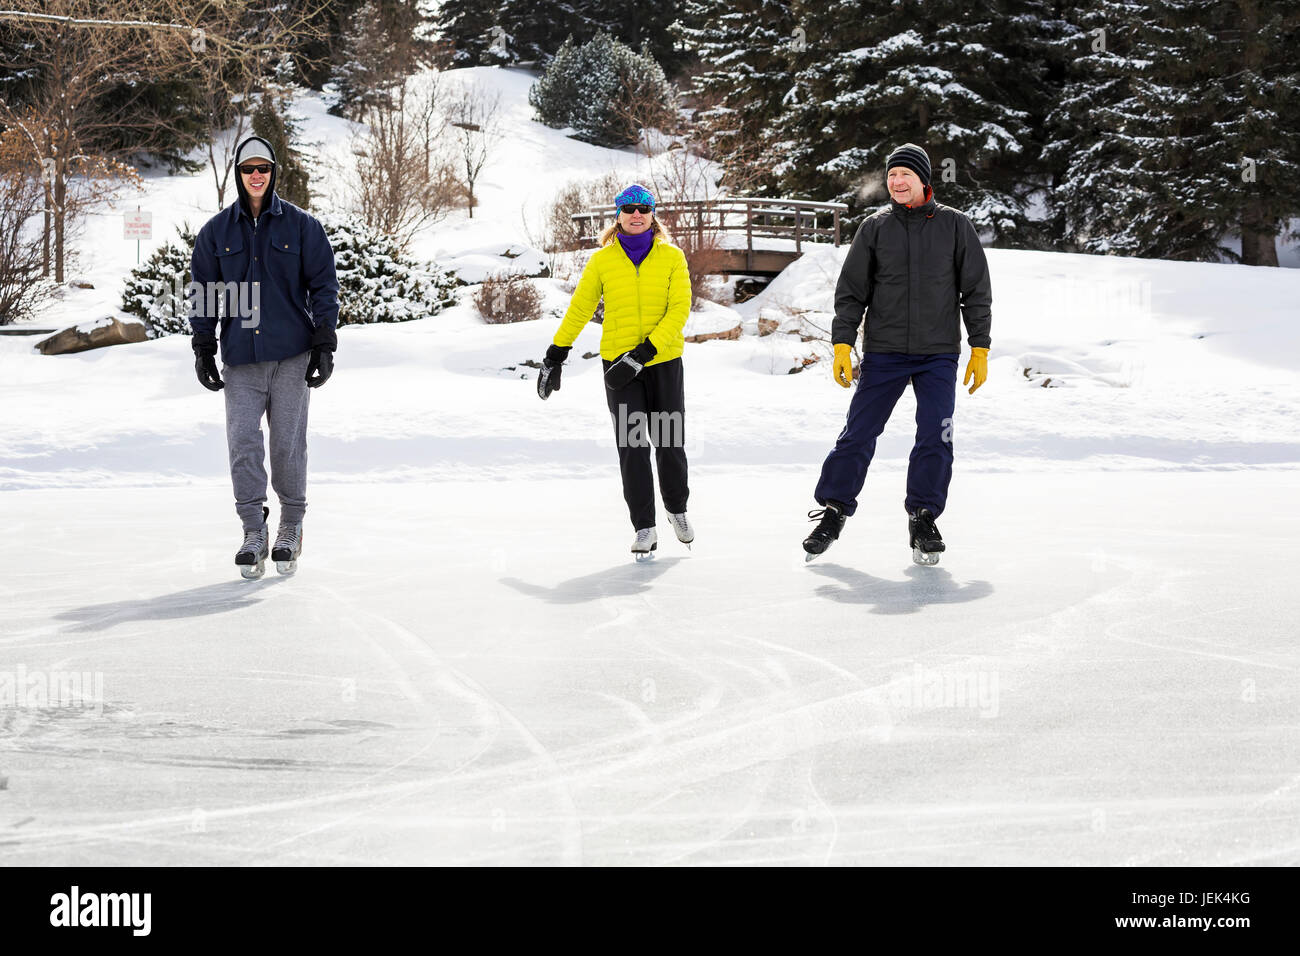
[617,228,654,267]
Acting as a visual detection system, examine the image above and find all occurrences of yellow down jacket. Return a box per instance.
[552,235,691,365]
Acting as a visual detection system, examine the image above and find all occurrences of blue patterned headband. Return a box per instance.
[614,184,655,209]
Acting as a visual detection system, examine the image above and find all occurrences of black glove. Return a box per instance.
[604,339,657,391]
[305,323,337,387]
[192,331,223,392]
[310,323,338,352]
[537,343,570,400]
[306,347,333,388]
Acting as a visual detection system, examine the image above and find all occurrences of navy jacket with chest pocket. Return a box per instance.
[190,141,338,366]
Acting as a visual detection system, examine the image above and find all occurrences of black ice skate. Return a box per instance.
[235,507,270,579]
[271,520,303,575]
[803,502,847,562]
[909,508,945,566]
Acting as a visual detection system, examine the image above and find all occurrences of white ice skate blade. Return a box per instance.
[804,552,819,563]
[275,559,298,575]
[912,548,940,566]
[633,551,656,563]
[239,560,266,580]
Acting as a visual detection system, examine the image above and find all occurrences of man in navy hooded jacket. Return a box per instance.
[190,134,339,577]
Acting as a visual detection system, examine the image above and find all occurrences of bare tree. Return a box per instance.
[523,170,624,280]
[345,77,459,252]
[448,84,502,219]
[0,1,198,282]
[643,143,730,308]
[0,128,59,323]
[183,1,330,210]
[0,1,331,274]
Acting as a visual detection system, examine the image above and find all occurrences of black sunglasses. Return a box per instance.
[620,204,652,215]
[239,164,273,175]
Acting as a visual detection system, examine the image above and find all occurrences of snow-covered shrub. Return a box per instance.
[528,34,676,148]
[474,273,542,324]
[119,223,197,338]
[122,215,457,335]
[320,212,458,325]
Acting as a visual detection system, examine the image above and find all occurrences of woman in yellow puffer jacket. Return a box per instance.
[536,184,693,560]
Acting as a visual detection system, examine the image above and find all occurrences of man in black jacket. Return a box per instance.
[802,143,992,566]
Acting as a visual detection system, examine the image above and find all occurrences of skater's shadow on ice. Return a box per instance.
[500,557,684,604]
[807,563,992,614]
[55,578,286,632]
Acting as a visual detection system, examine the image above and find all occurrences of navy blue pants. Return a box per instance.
[814,352,958,518]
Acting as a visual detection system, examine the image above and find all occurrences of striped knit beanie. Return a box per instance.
[885,143,931,186]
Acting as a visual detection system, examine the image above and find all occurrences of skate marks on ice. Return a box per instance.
[484,553,1000,861]
[806,562,993,614]
[52,577,290,633]
[2,593,585,865]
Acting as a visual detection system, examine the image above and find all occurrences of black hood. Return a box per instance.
[234,135,278,219]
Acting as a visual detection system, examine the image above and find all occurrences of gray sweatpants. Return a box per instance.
[222,350,312,531]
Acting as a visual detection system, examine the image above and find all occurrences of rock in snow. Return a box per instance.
[36,316,147,355]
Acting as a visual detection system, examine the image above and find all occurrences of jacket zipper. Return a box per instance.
[634,245,649,344]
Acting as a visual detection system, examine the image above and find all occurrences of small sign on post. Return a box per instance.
[124,208,152,264]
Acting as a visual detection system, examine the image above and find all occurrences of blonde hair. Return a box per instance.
[599,214,674,248]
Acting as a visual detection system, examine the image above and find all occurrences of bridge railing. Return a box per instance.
[571,197,849,256]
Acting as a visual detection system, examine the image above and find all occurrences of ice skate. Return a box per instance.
[235,507,270,579]
[667,512,694,549]
[909,508,945,566]
[803,502,847,562]
[271,519,303,575]
[632,527,658,562]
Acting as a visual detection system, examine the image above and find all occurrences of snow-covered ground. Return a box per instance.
[2,67,1299,866]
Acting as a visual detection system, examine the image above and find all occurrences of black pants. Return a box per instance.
[602,356,689,530]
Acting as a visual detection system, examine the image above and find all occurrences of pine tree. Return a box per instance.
[94,75,208,175]
[120,223,199,338]
[330,0,433,114]
[769,0,1062,241]
[436,0,511,66]
[594,0,686,73]
[498,0,599,64]
[1046,0,1300,264]
[676,0,798,194]
[529,33,677,148]
[1229,0,1300,265]
[437,0,683,69]
[252,90,311,211]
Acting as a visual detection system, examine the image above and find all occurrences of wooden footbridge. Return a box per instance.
[572,197,849,276]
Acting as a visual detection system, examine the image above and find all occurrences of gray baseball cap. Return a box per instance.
[235,138,274,166]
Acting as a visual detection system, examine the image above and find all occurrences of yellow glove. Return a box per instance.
[963,347,988,394]
[832,343,854,388]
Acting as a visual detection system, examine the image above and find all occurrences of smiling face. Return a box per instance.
[617,206,653,235]
[240,161,272,201]
[887,166,926,206]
